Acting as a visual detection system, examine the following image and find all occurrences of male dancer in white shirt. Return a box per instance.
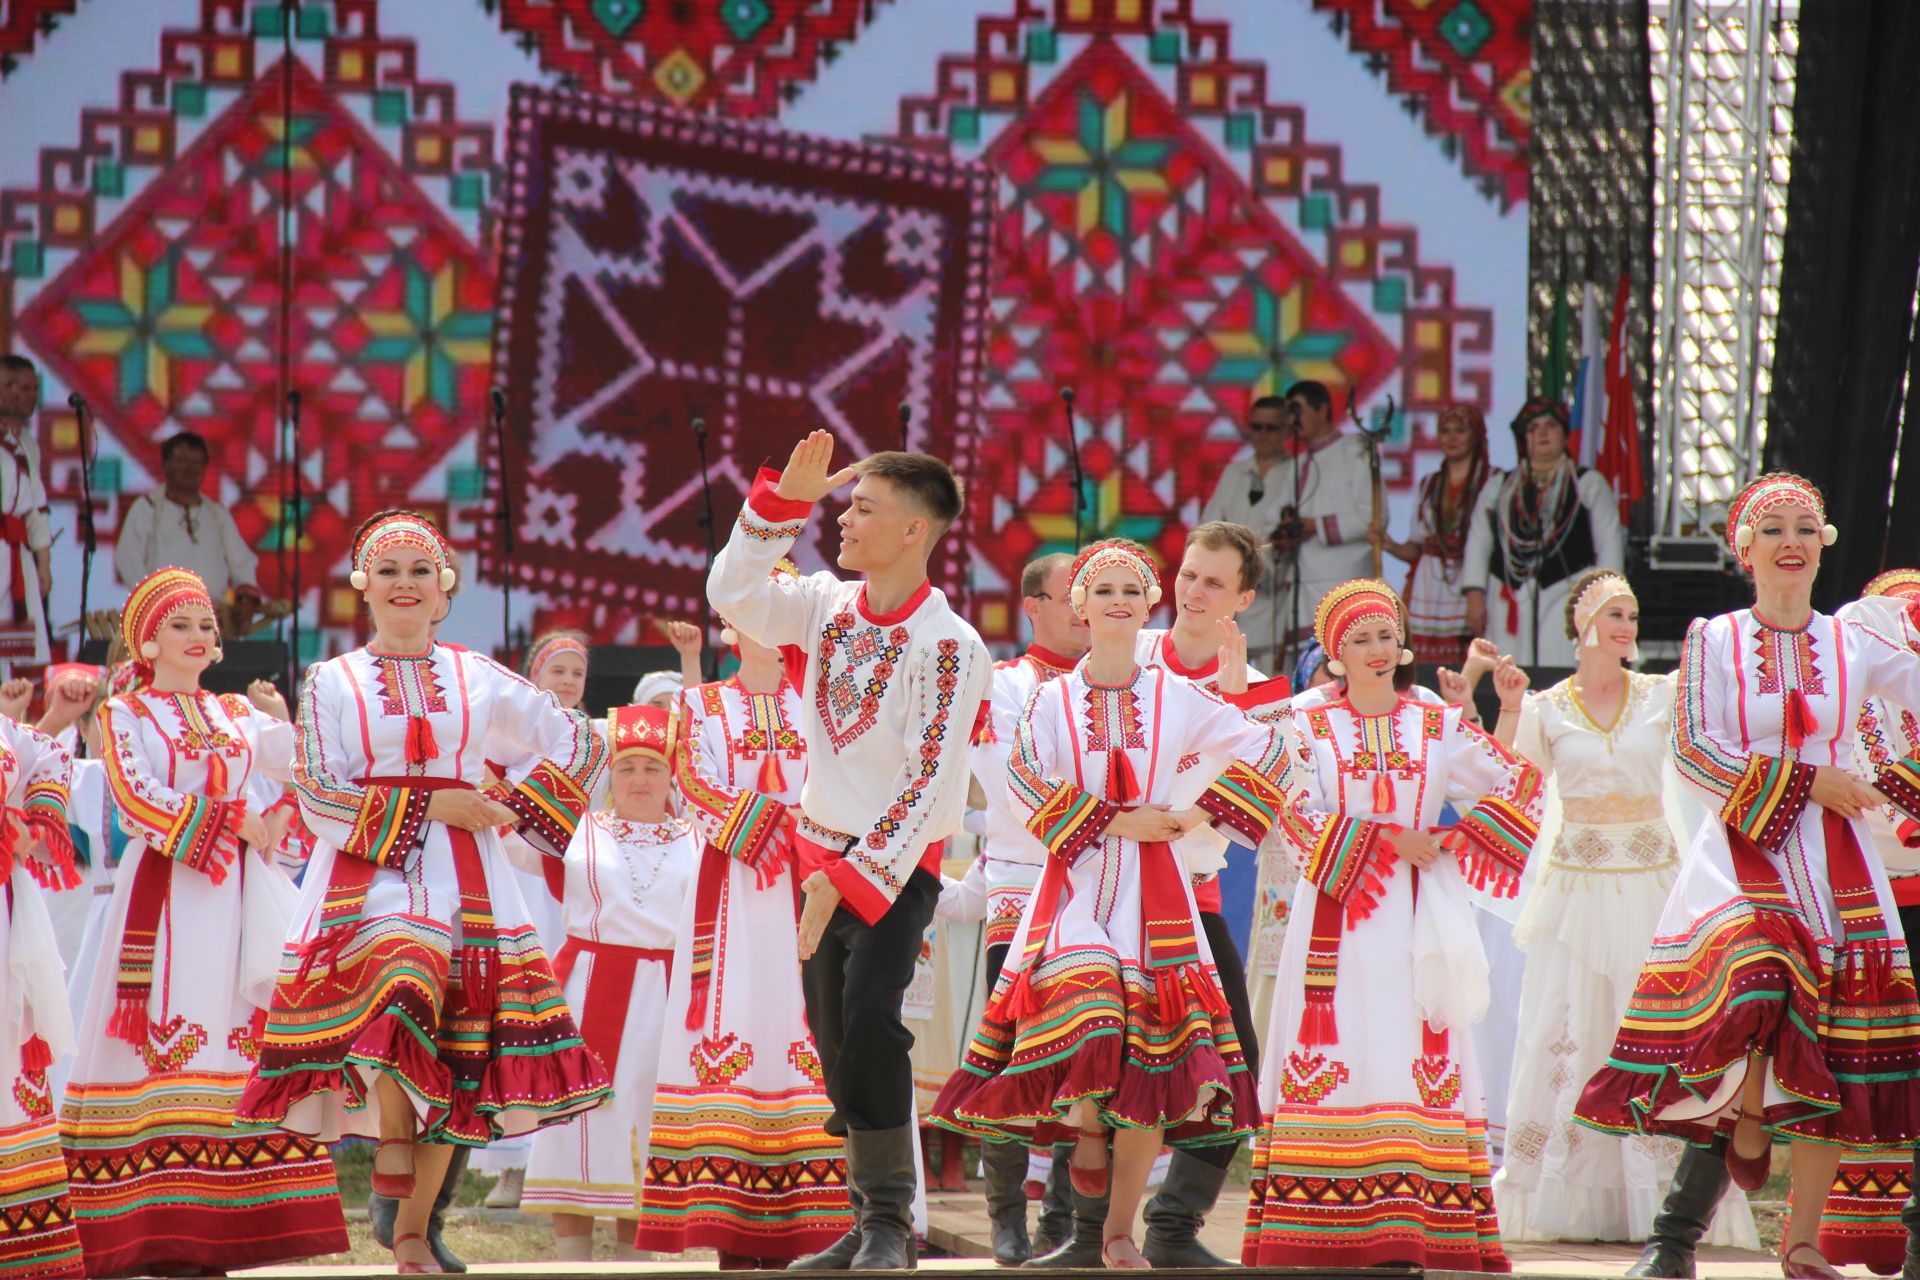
[709,431,991,1272]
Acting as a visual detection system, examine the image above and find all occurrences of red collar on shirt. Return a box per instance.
[1023,644,1077,678]
[1157,630,1218,681]
[856,579,932,626]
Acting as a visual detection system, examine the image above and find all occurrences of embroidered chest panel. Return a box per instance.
[816,612,909,750]
[1083,682,1147,754]
[1752,623,1826,698]
[373,654,450,719]
[700,683,805,759]
[1306,703,1442,775]
[139,692,242,759]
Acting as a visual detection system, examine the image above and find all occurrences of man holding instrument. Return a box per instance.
[0,355,53,669]
[1251,381,1374,668]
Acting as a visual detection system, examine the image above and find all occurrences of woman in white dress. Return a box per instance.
[639,594,852,1269]
[61,568,347,1274]
[932,539,1300,1268]
[1374,404,1497,669]
[234,511,611,1273]
[1493,570,1756,1247]
[523,704,697,1259]
[1575,475,1920,1279]
[1244,578,1545,1273]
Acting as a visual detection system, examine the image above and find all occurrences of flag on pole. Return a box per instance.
[1542,281,1573,404]
[1595,270,1644,520]
[1568,282,1604,467]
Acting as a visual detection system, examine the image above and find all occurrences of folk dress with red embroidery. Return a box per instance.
[931,661,1300,1149]
[938,647,1079,951]
[64,690,347,1274]
[707,470,992,923]
[0,727,84,1280]
[524,813,697,1219]
[637,678,853,1260]
[1244,693,1542,1273]
[1574,610,1920,1153]
[234,645,611,1147]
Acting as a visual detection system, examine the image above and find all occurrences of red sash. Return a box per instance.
[553,937,671,1068]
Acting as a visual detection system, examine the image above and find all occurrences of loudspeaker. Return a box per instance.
[584,644,703,717]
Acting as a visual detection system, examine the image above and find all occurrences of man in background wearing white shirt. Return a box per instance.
[114,432,260,606]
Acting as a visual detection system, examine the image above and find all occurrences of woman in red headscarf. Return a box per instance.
[1372,404,1495,668]
[61,568,348,1275]
[1575,475,1920,1279]
[234,510,611,1273]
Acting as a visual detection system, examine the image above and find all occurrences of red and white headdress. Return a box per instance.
[1313,579,1411,676]
[1067,539,1161,609]
[122,567,219,678]
[606,702,678,765]
[349,511,457,592]
[1725,474,1836,565]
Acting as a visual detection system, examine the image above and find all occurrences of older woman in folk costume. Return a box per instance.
[1461,398,1624,668]
[1574,477,1920,1280]
[234,512,611,1274]
[1243,580,1545,1273]
[1374,404,1499,669]
[522,704,695,1258]
[931,539,1301,1270]
[1492,570,1757,1249]
[638,582,854,1269]
[0,706,85,1279]
[54,570,346,1275]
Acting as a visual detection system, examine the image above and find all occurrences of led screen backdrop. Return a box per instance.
[0,0,1529,658]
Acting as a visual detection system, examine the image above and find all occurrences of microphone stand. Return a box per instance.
[491,387,514,662]
[1350,393,1395,582]
[68,394,97,644]
[1059,387,1086,548]
[286,389,302,688]
[692,414,718,681]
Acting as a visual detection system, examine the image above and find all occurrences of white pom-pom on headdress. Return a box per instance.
[140,641,160,660]
[350,569,369,590]
[439,566,457,591]
[1821,523,1838,546]
[1399,648,1415,666]
[720,626,739,647]
[1326,658,1347,677]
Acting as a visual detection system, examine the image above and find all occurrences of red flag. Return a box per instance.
[1596,271,1644,521]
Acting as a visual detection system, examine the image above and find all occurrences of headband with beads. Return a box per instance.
[1068,539,1162,609]
[526,634,589,686]
[1864,568,1920,603]
[1313,579,1411,677]
[1725,475,1836,565]
[350,512,457,592]
[122,567,220,673]
[1572,572,1640,659]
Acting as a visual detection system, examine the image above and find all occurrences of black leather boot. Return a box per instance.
[845,1126,919,1270]
[1142,1147,1233,1267]
[789,1182,864,1271]
[426,1144,470,1272]
[1029,1143,1071,1260]
[981,1139,1031,1266]
[1021,1179,1108,1269]
[1901,1145,1920,1280]
[1627,1135,1733,1279]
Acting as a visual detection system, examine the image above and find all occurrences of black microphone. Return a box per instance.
[490,387,506,421]
[897,402,910,450]
[691,415,706,438]
[66,392,86,416]
[1060,386,1075,407]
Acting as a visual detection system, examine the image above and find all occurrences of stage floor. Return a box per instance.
[235,1185,1827,1277]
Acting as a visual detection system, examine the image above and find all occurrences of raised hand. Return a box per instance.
[775,430,860,505]
[661,620,704,657]
[1214,619,1249,696]
[0,678,31,723]
[248,679,290,722]
[1435,666,1470,706]
[1492,657,1531,711]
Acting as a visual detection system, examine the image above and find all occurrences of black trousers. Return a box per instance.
[1188,909,1257,1172]
[802,867,941,1134]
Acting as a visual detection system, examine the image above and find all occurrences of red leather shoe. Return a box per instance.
[1724,1119,1771,1193]
[371,1138,417,1200]
[1780,1242,1844,1279]
[1068,1127,1108,1197]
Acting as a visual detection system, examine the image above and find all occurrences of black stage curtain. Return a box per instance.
[1766,0,1920,602]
